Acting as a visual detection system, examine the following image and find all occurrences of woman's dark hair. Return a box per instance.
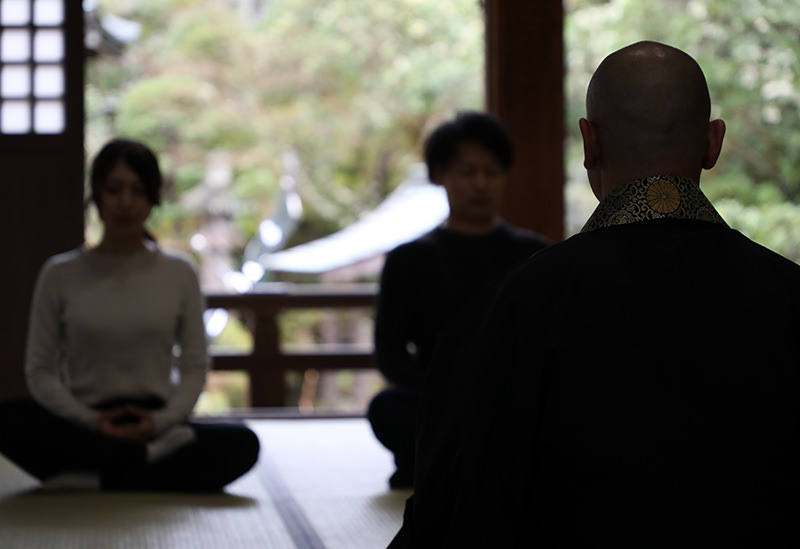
[90,138,162,208]
[423,111,514,182]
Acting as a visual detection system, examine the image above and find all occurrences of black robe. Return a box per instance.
[391,176,800,547]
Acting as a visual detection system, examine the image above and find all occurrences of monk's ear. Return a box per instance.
[579,118,599,170]
[702,119,726,170]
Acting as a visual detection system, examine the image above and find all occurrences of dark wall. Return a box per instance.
[0,3,85,399]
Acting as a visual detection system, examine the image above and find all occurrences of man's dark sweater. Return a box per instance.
[374,221,550,388]
[368,221,549,487]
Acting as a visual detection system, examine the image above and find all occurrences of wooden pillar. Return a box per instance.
[250,309,288,407]
[486,0,564,242]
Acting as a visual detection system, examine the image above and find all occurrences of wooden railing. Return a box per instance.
[205,283,378,407]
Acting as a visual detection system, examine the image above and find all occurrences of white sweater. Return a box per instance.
[25,244,210,435]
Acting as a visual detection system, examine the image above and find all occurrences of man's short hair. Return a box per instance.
[424,111,514,180]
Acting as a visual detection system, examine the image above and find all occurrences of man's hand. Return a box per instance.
[97,405,157,443]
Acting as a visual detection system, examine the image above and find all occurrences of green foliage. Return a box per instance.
[210,316,254,352]
[194,371,251,413]
[168,12,238,62]
[114,75,204,150]
[279,309,325,345]
[87,0,484,255]
[716,200,800,262]
[91,0,800,265]
[147,200,198,246]
[174,163,205,194]
[566,0,800,262]
[703,173,785,207]
[231,167,279,236]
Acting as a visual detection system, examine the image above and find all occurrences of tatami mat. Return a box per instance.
[0,418,410,549]
[251,420,410,549]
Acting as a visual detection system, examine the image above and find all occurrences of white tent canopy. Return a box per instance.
[260,164,449,275]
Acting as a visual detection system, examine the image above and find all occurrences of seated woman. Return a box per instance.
[0,138,259,492]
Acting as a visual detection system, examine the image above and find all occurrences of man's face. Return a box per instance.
[436,141,507,228]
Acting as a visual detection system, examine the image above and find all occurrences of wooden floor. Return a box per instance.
[0,418,410,549]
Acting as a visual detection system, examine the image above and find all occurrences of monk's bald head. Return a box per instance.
[586,41,712,171]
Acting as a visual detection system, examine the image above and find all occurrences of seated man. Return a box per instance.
[368,111,550,488]
[390,42,800,546]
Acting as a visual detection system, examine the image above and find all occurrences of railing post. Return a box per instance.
[250,307,286,407]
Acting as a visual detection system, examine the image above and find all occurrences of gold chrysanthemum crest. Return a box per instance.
[646,179,681,214]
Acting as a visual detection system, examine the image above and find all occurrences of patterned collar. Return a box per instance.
[580,175,728,233]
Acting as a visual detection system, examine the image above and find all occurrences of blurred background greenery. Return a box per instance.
[563,0,800,248]
[86,0,800,412]
[86,0,484,257]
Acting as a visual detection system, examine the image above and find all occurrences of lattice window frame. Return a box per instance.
[0,0,67,136]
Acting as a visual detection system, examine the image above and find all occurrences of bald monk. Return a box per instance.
[389,41,800,547]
